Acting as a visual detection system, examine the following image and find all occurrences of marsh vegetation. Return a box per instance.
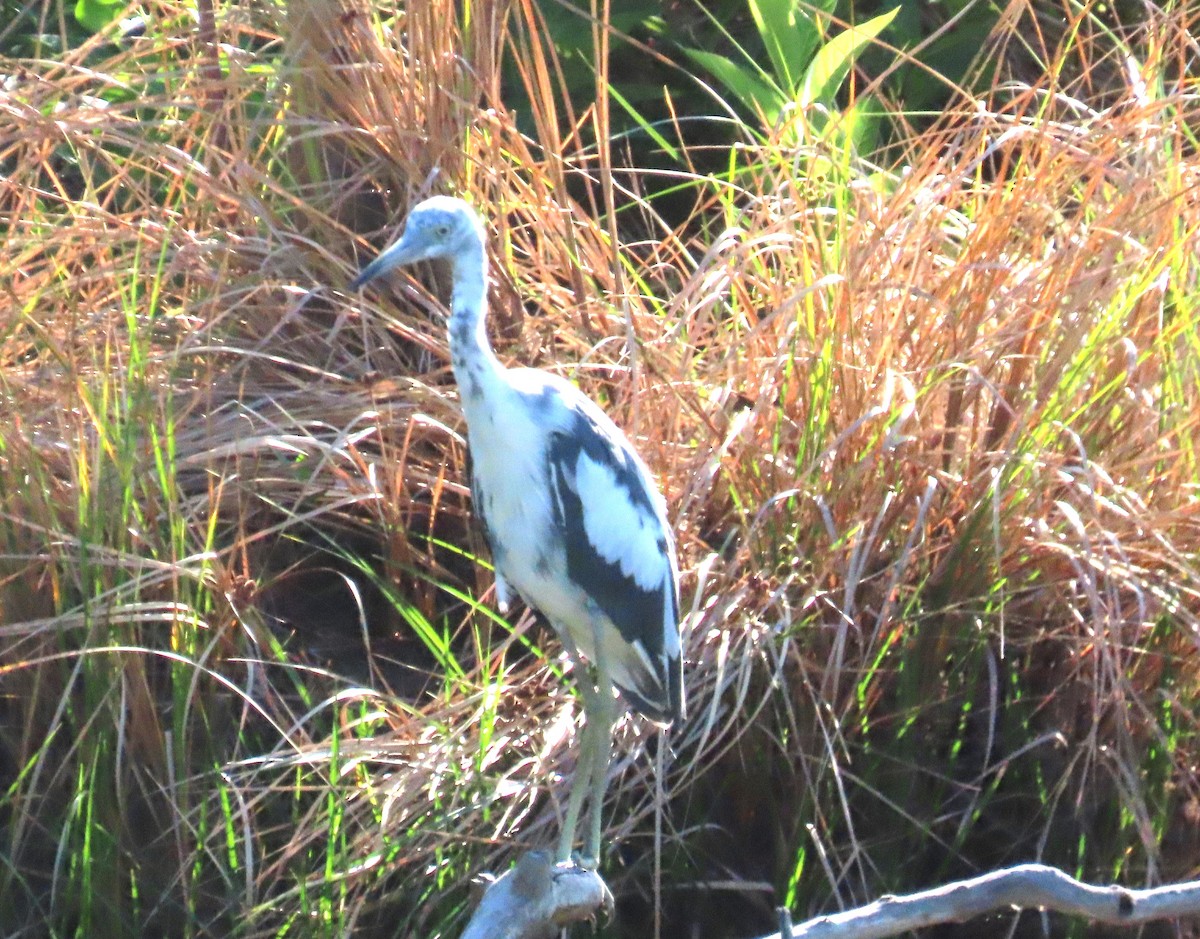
[2,0,1199,935]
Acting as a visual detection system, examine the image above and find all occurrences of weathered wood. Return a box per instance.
[755,864,1200,939]
[461,851,613,939]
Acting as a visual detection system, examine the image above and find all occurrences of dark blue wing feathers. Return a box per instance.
[545,407,681,724]
[549,416,669,634]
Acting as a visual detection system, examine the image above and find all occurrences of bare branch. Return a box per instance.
[755,865,1200,939]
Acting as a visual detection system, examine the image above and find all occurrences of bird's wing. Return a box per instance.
[545,401,682,718]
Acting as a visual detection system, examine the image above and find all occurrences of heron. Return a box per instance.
[350,195,683,865]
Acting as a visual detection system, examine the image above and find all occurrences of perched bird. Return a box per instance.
[351,195,682,864]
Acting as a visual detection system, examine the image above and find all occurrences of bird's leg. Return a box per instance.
[555,629,599,865]
[583,672,615,865]
[557,692,597,864]
[556,671,614,867]
[577,625,617,867]
[554,630,618,867]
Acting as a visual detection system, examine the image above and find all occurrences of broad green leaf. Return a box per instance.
[896,25,994,109]
[799,7,899,109]
[842,94,885,154]
[682,47,785,123]
[748,0,835,91]
[74,0,124,34]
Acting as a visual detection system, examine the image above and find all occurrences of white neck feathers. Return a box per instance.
[447,237,503,406]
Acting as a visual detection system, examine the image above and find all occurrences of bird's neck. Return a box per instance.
[448,242,505,409]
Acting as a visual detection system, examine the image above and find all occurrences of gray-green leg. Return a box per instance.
[554,626,617,867]
[583,679,615,864]
[556,674,616,865]
[557,703,596,863]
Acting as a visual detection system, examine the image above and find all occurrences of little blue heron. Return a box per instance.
[350,195,683,865]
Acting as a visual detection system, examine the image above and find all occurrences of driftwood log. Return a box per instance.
[458,858,1200,938]
[754,864,1200,939]
[460,851,613,939]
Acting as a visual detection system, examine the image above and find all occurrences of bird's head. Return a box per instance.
[350,195,484,291]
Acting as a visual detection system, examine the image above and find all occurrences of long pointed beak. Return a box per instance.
[349,232,421,291]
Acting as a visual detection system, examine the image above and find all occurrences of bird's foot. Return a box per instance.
[553,842,598,869]
[553,857,614,924]
[461,851,612,938]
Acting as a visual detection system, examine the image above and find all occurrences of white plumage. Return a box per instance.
[351,195,683,864]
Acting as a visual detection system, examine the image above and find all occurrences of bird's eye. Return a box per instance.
[435,224,451,238]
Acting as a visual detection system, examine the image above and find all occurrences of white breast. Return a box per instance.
[465,397,548,567]
[463,383,598,650]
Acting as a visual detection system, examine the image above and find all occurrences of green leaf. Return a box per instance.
[896,25,991,109]
[608,82,679,161]
[799,7,899,109]
[74,0,125,34]
[843,94,885,155]
[682,46,785,123]
[747,0,833,91]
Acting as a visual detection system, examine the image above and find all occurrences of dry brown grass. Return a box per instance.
[2,0,1199,935]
